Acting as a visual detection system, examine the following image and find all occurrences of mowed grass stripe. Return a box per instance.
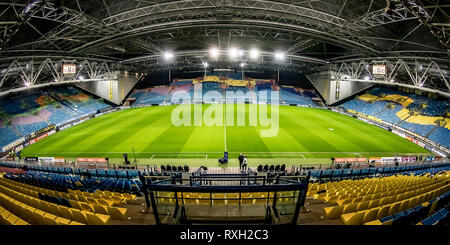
[30,109,131,152]
[114,109,174,155]
[23,107,166,157]
[278,113,341,153]
[76,107,171,156]
[226,104,272,156]
[283,108,383,153]
[308,108,427,153]
[180,104,225,155]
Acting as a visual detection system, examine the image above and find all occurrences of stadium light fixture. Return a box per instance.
[78,75,84,80]
[164,51,174,60]
[209,47,219,58]
[240,62,245,67]
[203,62,209,68]
[364,75,370,81]
[274,51,285,61]
[249,48,259,60]
[24,82,30,87]
[228,47,239,59]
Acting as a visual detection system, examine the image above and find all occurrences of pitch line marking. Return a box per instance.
[224,104,227,151]
[31,151,425,154]
[151,154,155,159]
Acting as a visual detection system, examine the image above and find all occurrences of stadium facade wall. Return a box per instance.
[307,71,373,105]
[77,73,141,105]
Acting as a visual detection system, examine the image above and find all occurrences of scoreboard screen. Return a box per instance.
[62,64,76,75]
[372,65,386,75]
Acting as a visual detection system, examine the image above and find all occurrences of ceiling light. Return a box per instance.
[209,47,219,58]
[249,48,259,60]
[164,51,174,60]
[228,47,239,59]
[274,51,285,61]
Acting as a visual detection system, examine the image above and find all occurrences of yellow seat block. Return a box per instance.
[69,221,86,225]
[55,217,71,225]
[84,211,110,225]
[107,206,128,221]
[93,204,109,215]
[340,212,364,225]
[363,208,379,223]
[71,209,88,224]
[364,219,382,225]
[324,206,344,219]
[43,213,58,225]
[14,219,30,225]
[5,213,19,225]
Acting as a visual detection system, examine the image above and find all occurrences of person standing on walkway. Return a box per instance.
[238,153,244,170]
[242,156,248,170]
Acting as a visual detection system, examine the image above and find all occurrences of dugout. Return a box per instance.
[140,172,310,225]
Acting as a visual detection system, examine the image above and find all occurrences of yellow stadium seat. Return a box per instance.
[86,197,99,205]
[69,221,86,225]
[5,213,19,225]
[107,206,128,221]
[341,212,364,225]
[32,209,46,225]
[14,219,30,225]
[324,206,344,219]
[84,211,110,225]
[356,201,370,212]
[352,197,364,204]
[399,200,410,211]
[378,197,390,206]
[377,206,390,219]
[38,200,51,213]
[71,209,88,224]
[342,203,357,214]
[388,202,401,216]
[79,202,94,212]
[43,213,58,225]
[58,208,73,222]
[427,200,439,216]
[93,204,109,215]
[336,199,352,206]
[313,192,326,200]
[122,193,136,201]
[69,193,78,201]
[364,219,382,225]
[324,195,339,204]
[363,208,379,223]
[47,203,61,216]
[55,217,71,225]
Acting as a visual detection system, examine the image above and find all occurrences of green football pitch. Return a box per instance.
[20,104,429,161]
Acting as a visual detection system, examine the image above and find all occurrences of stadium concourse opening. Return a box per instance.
[0,0,449,228]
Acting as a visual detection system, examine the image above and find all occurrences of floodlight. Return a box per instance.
[228,47,239,59]
[164,51,174,60]
[249,48,259,60]
[209,47,219,58]
[274,51,285,61]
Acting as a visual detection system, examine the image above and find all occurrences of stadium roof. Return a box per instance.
[0,0,449,95]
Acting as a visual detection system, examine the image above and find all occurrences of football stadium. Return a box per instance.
[0,0,449,228]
